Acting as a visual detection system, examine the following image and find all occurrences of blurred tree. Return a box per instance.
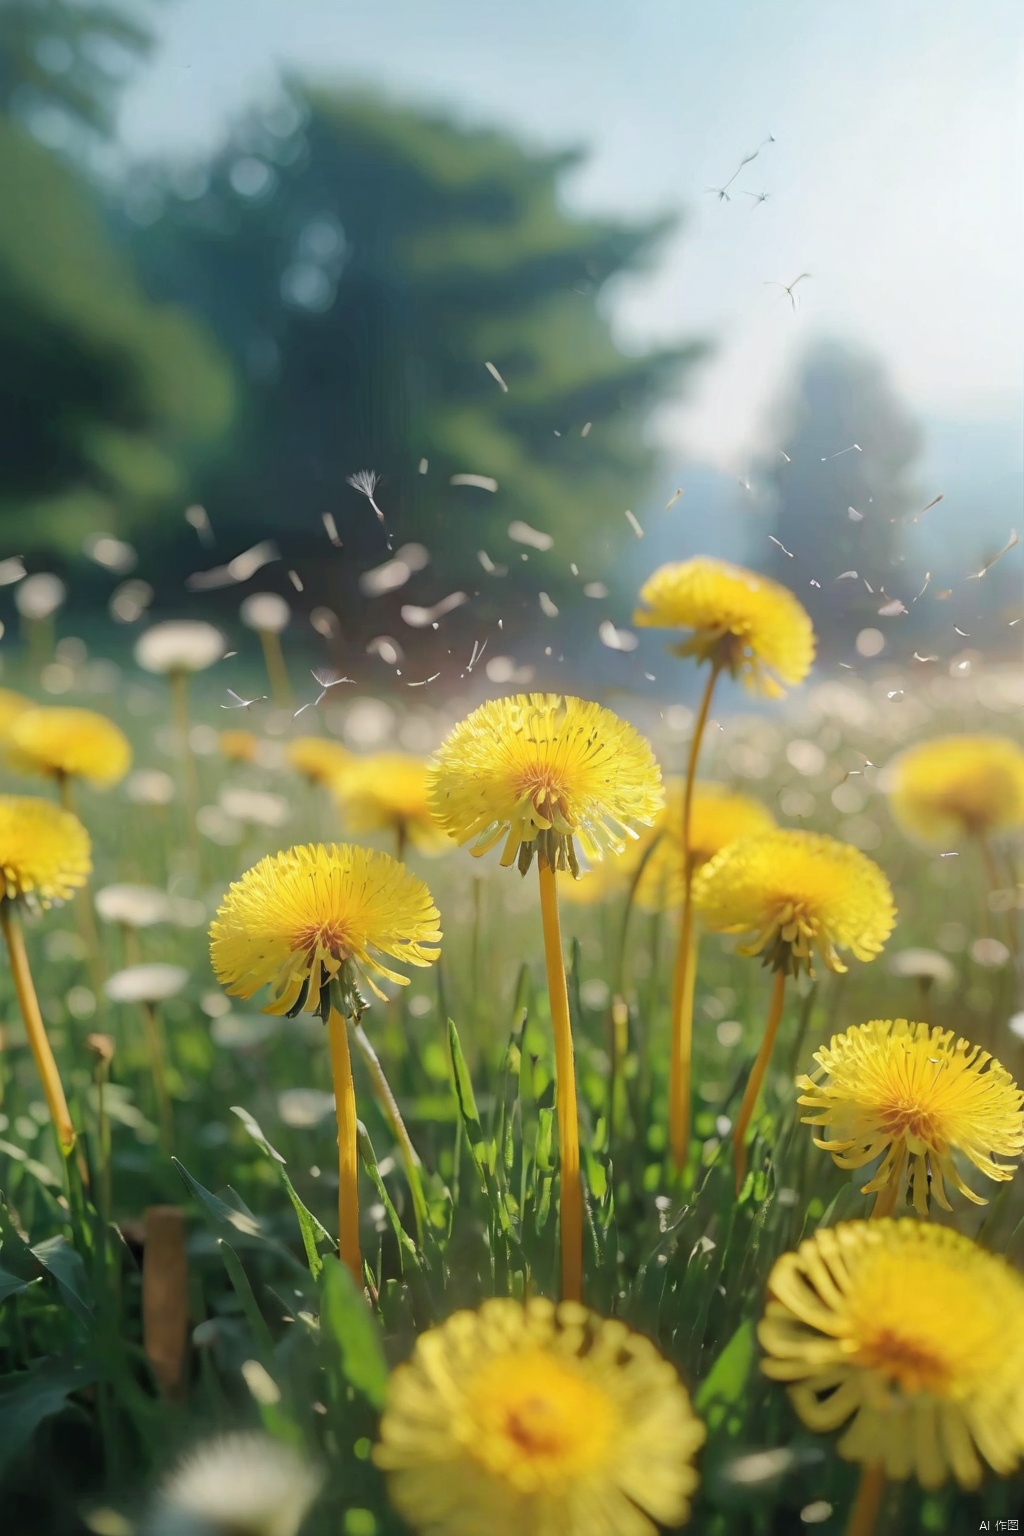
[0,0,153,138]
[123,88,707,646]
[0,120,234,558]
[756,340,923,656]
[0,1,234,566]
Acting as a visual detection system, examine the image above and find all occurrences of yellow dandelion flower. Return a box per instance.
[633,557,815,698]
[693,829,895,978]
[219,729,260,764]
[374,1297,705,1536]
[210,843,441,1016]
[7,705,131,788]
[759,1219,1024,1490]
[635,779,775,913]
[0,794,92,905]
[797,1019,1024,1216]
[0,687,32,739]
[885,733,1024,845]
[285,735,353,786]
[427,693,663,876]
[336,752,450,856]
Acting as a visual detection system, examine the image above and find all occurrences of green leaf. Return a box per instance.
[230,1105,332,1280]
[171,1156,304,1272]
[216,1239,276,1363]
[0,1357,98,1473]
[447,1019,491,1188]
[318,1258,388,1408]
[695,1319,757,1433]
[31,1236,94,1327]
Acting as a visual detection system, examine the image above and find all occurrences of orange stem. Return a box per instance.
[668,662,721,1172]
[845,1462,886,1536]
[1,901,75,1155]
[328,1006,362,1282]
[538,858,583,1303]
[733,968,787,1194]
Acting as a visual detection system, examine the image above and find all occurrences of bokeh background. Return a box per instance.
[1,0,1021,698]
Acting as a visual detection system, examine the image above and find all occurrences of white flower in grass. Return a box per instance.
[94,884,172,929]
[239,592,290,634]
[219,787,290,829]
[105,963,189,1004]
[135,621,225,675]
[146,1432,322,1536]
[126,769,176,805]
[15,572,66,620]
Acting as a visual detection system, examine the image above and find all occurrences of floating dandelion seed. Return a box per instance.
[624,509,644,539]
[346,469,392,549]
[665,487,684,510]
[768,536,794,558]
[450,473,498,492]
[484,360,508,392]
[400,593,468,628]
[598,621,638,652]
[184,503,214,545]
[287,568,303,591]
[0,556,26,586]
[293,667,353,717]
[821,443,861,461]
[418,457,428,474]
[836,570,858,581]
[912,493,944,523]
[764,273,811,310]
[508,520,553,551]
[966,529,1019,580]
[581,421,592,437]
[221,689,267,711]
[878,598,907,617]
[321,511,342,547]
[848,506,864,522]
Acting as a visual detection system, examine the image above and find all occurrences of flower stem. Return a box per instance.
[352,1020,428,1243]
[845,1462,886,1536]
[668,661,721,1173]
[259,628,291,706]
[169,669,199,853]
[734,968,787,1195]
[0,900,75,1156]
[140,1000,174,1155]
[538,857,583,1302]
[328,1006,363,1282]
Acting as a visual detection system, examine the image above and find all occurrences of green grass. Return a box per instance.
[1,649,1023,1535]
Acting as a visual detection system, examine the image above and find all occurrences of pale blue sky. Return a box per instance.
[116,0,1023,468]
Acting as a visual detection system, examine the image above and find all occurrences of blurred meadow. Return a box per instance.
[2,3,1023,1536]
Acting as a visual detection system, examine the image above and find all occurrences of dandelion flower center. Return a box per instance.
[466,1349,616,1485]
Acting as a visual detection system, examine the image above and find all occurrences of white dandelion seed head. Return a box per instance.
[94,884,172,929]
[239,592,290,634]
[125,768,176,805]
[146,1432,322,1536]
[219,787,290,829]
[105,963,189,1005]
[15,572,66,619]
[135,621,226,675]
[346,469,379,499]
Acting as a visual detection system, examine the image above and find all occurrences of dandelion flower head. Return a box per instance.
[336,751,450,853]
[210,843,440,1016]
[797,1018,1024,1213]
[285,735,353,786]
[135,619,225,675]
[219,728,261,764]
[374,1296,704,1536]
[759,1219,1024,1489]
[885,733,1024,845]
[635,779,775,913]
[8,706,131,787]
[427,694,663,876]
[0,794,92,905]
[0,688,32,739]
[633,557,815,698]
[693,828,895,976]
